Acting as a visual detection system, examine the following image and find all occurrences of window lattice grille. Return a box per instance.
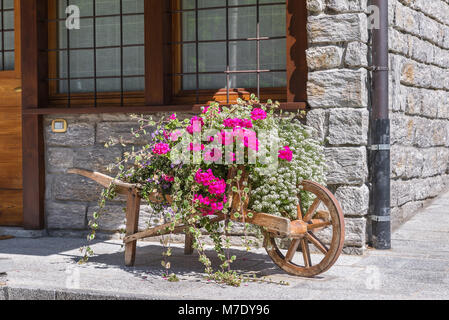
[171,0,286,104]
[46,0,145,107]
[0,0,14,71]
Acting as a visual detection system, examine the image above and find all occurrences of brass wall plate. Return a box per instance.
[51,119,68,133]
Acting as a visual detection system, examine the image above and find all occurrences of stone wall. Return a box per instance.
[305,0,370,254]
[44,114,151,237]
[42,0,449,254]
[388,0,449,228]
[44,113,259,246]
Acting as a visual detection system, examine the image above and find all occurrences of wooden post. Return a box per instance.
[286,0,308,103]
[21,0,48,229]
[124,188,141,266]
[145,0,171,105]
[184,233,194,255]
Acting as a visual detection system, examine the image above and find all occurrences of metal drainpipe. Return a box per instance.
[369,0,391,249]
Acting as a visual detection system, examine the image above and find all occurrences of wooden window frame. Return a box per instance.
[23,0,307,115]
[169,0,287,105]
[46,0,146,108]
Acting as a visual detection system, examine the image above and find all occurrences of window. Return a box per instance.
[171,0,287,104]
[47,0,145,107]
[42,0,306,110]
[0,0,14,71]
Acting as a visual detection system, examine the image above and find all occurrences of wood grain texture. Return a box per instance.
[0,190,23,226]
[20,0,48,229]
[0,1,23,226]
[124,189,141,267]
[286,0,308,102]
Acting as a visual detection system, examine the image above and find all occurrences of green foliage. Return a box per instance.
[79,98,326,287]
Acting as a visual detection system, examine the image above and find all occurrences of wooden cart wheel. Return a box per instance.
[264,180,345,277]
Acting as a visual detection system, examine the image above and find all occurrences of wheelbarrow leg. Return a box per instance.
[125,188,141,266]
[184,232,194,255]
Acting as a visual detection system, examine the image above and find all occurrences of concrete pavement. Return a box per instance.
[1,190,448,300]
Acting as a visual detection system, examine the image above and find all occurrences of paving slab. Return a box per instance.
[0,191,448,300]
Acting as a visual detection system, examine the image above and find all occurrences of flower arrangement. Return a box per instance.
[83,95,326,286]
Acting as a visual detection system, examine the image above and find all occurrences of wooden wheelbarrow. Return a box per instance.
[68,168,345,277]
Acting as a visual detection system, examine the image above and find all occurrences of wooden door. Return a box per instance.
[0,0,22,226]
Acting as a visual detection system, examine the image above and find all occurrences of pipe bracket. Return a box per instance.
[369,215,391,222]
[369,144,390,151]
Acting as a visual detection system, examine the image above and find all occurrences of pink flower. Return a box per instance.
[186,116,204,135]
[152,143,171,155]
[193,169,228,215]
[220,130,234,146]
[204,148,222,162]
[189,143,205,152]
[278,146,293,162]
[194,194,211,206]
[208,179,227,195]
[226,152,236,163]
[251,108,267,121]
[203,105,221,114]
[169,114,177,120]
[210,201,224,212]
[234,128,259,151]
[170,130,183,142]
[162,175,175,182]
[190,116,204,126]
[194,169,215,186]
[223,118,253,129]
[223,118,240,128]
[240,119,253,128]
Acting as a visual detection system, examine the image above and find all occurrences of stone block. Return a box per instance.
[306,108,328,141]
[308,13,368,43]
[404,88,423,116]
[404,147,424,178]
[334,184,369,216]
[326,0,368,12]
[328,108,369,145]
[344,41,368,67]
[390,145,407,179]
[306,46,343,71]
[325,147,368,185]
[45,122,95,147]
[390,114,415,146]
[96,122,153,145]
[73,146,123,173]
[306,0,325,13]
[87,205,126,232]
[343,217,366,247]
[47,148,74,171]
[46,202,87,230]
[53,174,104,202]
[87,204,165,233]
[307,69,368,108]
[391,180,413,207]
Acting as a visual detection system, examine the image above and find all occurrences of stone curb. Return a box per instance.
[0,285,169,300]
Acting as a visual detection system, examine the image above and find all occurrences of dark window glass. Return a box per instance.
[0,0,15,71]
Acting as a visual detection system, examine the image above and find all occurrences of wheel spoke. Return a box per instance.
[301,239,312,267]
[306,232,329,255]
[303,198,321,222]
[285,239,300,262]
[297,204,302,220]
[307,220,332,231]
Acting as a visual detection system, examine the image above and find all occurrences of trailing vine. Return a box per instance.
[79,96,326,287]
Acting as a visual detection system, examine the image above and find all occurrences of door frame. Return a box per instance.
[0,0,23,227]
[20,0,46,229]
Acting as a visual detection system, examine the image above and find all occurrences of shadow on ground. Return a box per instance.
[79,242,287,283]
